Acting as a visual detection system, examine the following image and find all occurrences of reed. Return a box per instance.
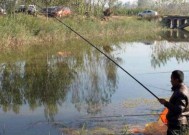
[0,14,164,49]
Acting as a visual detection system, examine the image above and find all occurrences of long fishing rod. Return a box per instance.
[34,3,160,100]
[145,84,171,92]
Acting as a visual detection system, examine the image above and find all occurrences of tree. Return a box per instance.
[138,0,154,8]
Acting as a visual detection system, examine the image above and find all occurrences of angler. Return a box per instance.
[159,70,189,135]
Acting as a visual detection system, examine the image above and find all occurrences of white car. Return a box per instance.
[138,10,158,17]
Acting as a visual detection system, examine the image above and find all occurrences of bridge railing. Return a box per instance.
[162,16,189,29]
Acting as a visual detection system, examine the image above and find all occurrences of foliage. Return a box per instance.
[0,0,120,17]
[0,14,163,49]
[113,0,189,16]
[1,0,189,17]
[113,8,143,16]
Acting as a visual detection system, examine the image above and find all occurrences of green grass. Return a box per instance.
[0,14,165,49]
[185,26,189,31]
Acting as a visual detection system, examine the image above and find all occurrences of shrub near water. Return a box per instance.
[0,14,162,48]
[0,14,67,47]
[114,8,143,16]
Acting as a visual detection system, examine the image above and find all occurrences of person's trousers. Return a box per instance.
[167,125,188,135]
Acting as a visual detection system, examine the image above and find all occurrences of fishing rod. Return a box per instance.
[145,84,171,92]
[34,3,160,100]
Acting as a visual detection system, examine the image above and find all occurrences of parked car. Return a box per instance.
[27,5,37,15]
[16,4,37,16]
[138,10,158,17]
[17,5,26,12]
[52,6,71,17]
[41,6,71,17]
[41,6,57,17]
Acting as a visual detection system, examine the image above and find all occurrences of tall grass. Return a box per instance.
[0,14,164,49]
[114,8,143,16]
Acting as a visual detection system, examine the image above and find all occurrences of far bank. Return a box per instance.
[0,14,165,49]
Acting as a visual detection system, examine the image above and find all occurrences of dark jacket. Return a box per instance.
[164,83,189,128]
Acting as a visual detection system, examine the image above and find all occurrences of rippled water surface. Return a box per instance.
[0,30,189,134]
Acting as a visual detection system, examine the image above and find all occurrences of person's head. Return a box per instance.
[171,70,184,86]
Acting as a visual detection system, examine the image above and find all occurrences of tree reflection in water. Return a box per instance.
[151,41,189,68]
[0,56,74,121]
[69,46,118,115]
[151,30,189,68]
[0,45,120,120]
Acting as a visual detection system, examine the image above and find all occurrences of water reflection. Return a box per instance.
[151,41,189,68]
[69,48,118,114]
[0,37,188,116]
[1,31,189,134]
[0,58,73,121]
[160,29,189,42]
[0,46,119,120]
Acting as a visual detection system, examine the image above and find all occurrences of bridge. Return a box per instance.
[163,16,189,29]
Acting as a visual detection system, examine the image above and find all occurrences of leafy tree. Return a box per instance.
[138,0,154,8]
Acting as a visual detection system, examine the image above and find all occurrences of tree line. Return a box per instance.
[0,0,189,16]
[0,0,118,16]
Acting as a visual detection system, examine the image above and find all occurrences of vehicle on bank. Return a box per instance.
[16,4,37,16]
[17,5,26,12]
[138,10,158,17]
[41,6,71,17]
[41,6,56,17]
[27,5,37,15]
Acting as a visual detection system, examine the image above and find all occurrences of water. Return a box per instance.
[0,30,189,134]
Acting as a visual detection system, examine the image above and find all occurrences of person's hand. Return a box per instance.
[158,98,167,105]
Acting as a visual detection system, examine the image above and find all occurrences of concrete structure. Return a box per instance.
[163,16,189,29]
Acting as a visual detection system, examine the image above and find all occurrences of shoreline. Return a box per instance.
[0,14,164,49]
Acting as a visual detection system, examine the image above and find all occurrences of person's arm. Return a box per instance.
[165,98,186,114]
[159,95,186,115]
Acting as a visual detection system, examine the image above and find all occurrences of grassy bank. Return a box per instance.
[185,27,189,31]
[0,14,164,49]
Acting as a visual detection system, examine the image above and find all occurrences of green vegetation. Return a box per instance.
[61,127,118,135]
[185,27,189,31]
[113,8,143,16]
[60,125,130,135]
[0,13,164,50]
